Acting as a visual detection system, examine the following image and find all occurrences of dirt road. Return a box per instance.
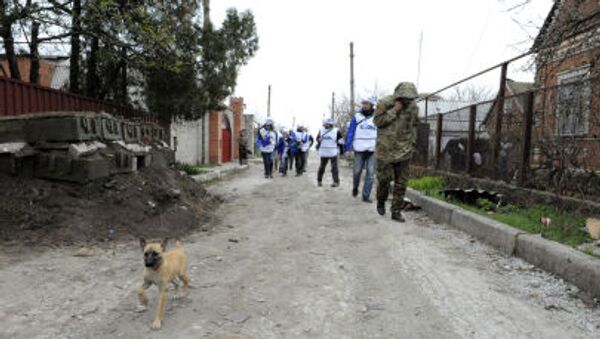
[1,160,599,338]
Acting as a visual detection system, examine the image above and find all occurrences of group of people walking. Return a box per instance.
[255,81,420,222]
[256,121,314,178]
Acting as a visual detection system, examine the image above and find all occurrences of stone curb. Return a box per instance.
[406,188,600,298]
[192,164,249,183]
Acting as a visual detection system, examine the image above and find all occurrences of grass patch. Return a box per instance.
[408,176,445,199]
[175,162,206,176]
[409,176,591,248]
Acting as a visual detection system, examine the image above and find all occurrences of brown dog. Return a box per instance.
[137,238,190,330]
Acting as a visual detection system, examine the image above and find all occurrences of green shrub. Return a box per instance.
[175,162,205,176]
[408,176,445,198]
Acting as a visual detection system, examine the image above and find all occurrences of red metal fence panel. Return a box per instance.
[0,76,153,122]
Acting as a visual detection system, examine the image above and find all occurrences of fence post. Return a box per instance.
[518,91,534,186]
[492,62,508,179]
[435,113,443,169]
[466,104,476,174]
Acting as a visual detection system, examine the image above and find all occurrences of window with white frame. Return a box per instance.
[556,67,591,136]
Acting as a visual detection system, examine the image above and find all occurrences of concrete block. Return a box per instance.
[141,123,154,143]
[97,114,122,141]
[35,152,110,183]
[151,125,166,142]
[26,113,100,143]
[111,151,137,174]
[450,208,522,255]
[121,120,142,143]
[406,189,456,225]
[68,142,105,158]
[0,118,27,142]
[0,153,35,176]
[516,234,600,298]
[149,148,175,169]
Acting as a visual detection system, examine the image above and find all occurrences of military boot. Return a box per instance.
[391,211,405,223]
[377,201,385,216]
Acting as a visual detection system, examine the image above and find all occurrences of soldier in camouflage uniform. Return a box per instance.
[374,82,420,222]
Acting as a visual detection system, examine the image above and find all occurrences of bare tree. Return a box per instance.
[447,83,495,102]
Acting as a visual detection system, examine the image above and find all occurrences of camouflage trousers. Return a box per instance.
[376,160,410,213]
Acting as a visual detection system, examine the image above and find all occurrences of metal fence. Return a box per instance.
[417,62,599,200]
[0,76,154,122]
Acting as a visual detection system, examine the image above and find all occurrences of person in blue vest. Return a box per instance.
[345,97,378,202]
[293,124,309,176]
[276,127,291,177]
[317,117,343,187]
[257,118,277,179]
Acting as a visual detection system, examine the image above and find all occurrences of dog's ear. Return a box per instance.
[161,238,169,251]
[139,238,146,251]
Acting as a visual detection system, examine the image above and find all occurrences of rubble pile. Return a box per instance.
[0,111,174,183]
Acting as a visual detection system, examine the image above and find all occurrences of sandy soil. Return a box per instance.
[1,159,599,339]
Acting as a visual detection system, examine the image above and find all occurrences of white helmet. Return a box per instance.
[264,118,274,126]
[323,117,334,126]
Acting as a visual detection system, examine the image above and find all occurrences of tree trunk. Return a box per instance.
[1,24,21,80]
[119,46,127,104]
[86,35,99,98]
[69,0,81,93]
[202,0,210,29]
[29,22,40,84]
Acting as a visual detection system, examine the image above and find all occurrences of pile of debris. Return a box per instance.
[0,111,174,183]
[0,112,220,246]
[0,166,221,246]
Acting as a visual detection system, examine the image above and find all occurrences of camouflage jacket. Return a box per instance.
[374,95,419,163]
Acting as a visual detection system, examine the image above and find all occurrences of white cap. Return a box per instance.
[361,96,377,106]
[323,117,334,125]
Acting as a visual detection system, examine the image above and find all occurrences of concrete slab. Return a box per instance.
[409,187,600,298]
[516,234,600,298]
[450,208,523,255]
[406,188,456,225]
[25,113,100,143]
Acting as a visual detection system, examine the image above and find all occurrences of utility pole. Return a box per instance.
[200,0,211,165]
[331,92,335,119]
[416,30,423,89]
[349,42,355,115]
[267,84,272,117]
[292,116,296,129]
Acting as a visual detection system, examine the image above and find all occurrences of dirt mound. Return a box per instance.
[0,168,221,246]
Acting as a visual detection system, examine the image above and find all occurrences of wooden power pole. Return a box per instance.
[331,92,335,119]
[267,84,272,117]
[349,42,355,115]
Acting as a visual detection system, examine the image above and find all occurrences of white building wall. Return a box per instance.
[170,119,204,165]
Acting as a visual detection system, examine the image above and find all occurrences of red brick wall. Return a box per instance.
[0,57,56,87]
[534,46,600,170]
[209,111,222,164]
[230,97,245,160]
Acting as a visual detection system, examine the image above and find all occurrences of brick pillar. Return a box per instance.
[209,111,222,164]
[230,97,244,160]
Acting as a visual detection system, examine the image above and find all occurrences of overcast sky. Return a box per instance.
[213,0,553,132]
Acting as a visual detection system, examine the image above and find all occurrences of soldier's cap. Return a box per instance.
[393,82,419,100]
